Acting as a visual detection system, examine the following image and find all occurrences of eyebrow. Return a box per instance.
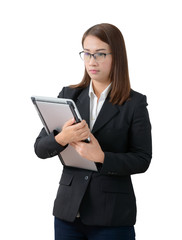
[84,48,107,52]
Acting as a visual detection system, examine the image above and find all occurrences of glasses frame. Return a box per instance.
[79,51,112,63]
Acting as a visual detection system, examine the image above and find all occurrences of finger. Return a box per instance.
[89,134,98,145]
[64,118,75,127]
[76,127,89,135]
[71,142,82,152]
[70,142,82,146]
[70,142,76,147]
[89,133,95,141]
[70,143,79,150]
[75,129,89,140]
[73,120,87,130]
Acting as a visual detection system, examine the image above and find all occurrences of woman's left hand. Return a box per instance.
[70,134,104,163]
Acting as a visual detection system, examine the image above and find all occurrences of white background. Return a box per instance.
[0,0,181,239]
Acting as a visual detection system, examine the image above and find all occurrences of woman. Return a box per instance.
[34,23,152,240]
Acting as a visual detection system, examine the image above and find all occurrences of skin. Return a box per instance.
[55,35,112,163]
[83,35,112,99]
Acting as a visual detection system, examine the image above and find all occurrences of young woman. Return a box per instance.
[34,23,152,240]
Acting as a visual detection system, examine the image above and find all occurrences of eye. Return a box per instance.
[96,53,106,57]
[84,52,91,57]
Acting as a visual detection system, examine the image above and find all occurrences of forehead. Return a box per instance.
[83,35,110,52]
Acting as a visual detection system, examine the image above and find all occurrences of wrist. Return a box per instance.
[55,132,67,146]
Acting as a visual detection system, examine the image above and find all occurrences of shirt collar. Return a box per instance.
[89,80,112,99]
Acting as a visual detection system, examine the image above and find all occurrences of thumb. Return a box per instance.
[90,133,96,142]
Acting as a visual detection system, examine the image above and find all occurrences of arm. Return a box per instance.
[34,88,67,159]
[34,88,90,159]
[100,95,152,176]
[34,128,67,159]
[34,119,90,160]
[71,95,152,176]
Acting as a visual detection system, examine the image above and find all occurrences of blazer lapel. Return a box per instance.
[92,96,119,134]
[75,87,120,133]
[75,87,90,127]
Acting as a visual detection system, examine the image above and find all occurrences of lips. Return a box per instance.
[89,69,99,74]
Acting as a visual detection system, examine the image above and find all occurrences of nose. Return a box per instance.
[88,55,98,65]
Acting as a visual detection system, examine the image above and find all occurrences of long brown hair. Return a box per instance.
[71,23,131,105]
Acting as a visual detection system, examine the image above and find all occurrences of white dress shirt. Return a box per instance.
[89,81,112,130]
[77,81,111,218]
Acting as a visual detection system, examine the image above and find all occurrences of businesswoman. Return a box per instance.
[34,23,152,240]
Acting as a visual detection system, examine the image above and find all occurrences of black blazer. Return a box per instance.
[34,86,152,227]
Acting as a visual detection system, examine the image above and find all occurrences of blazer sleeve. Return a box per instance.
[34,88,67,159]
[100,95,152,176]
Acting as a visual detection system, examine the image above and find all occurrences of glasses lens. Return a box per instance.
[84,52,91,62]
[79,52,108,62]
[80,52,89,61]
[95,53,105,62]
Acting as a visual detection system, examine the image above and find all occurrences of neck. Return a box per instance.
[92,80,110,99]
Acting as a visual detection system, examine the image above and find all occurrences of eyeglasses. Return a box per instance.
[79,51,112,63]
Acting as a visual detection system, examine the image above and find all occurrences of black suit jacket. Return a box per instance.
[34,86,152,226]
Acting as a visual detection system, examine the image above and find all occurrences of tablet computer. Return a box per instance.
[31,96,97,171]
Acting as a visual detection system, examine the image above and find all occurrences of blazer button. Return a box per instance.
[84,176,89,181]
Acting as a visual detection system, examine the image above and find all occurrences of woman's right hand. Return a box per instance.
[55,118,90,146]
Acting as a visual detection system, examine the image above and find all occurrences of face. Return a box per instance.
[83,35,112,86]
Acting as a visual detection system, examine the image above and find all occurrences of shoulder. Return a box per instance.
[117,89,148,115]
[127,89,148,106]
[57,86,84,100]
[129,89,146,100]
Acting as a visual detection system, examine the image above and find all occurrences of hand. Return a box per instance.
[55,118,90,146]
[71,134,104,163]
